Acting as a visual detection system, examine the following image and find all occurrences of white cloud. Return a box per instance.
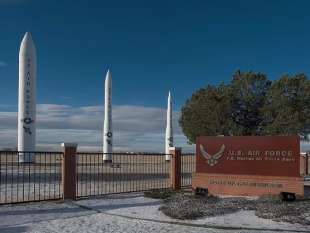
[0,104,194,152]
[0,61,7,67]
[1,103,308,153]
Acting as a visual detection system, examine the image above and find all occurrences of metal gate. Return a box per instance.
[181,153,196,187]
[0,151,63,204]
[76,152,171,198]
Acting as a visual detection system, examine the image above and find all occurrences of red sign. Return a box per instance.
[196,136,300,177]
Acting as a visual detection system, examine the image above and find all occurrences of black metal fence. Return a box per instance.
[0,150,196,203]
[0,151,63,204]
[76,153,171,198]
[181,153,196,187]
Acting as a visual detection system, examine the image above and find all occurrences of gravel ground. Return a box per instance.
[76,192,310,232]
[0,211,288,233]
[0,199,280,233]
[0,192,309,232]
[159,192,310,225]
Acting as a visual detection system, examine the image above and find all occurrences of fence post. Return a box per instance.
[169,147,181,190]
[61,143,77,200]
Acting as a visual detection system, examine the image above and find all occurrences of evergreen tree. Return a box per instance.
[230,71,272,135]
[180,71,310,144]
[261,74,310,137]
[179,84,232,144]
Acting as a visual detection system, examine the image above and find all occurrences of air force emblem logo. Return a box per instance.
[200,144,225,166]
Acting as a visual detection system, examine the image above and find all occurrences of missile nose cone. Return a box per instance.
[23,32,32,41]
[168,91,172,102]
[22,32,34,46]
[105,69,112,84]
[19,32,36,57]
[106,69,111,78]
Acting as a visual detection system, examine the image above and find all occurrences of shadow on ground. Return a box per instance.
[0,225,29,233]
[0,206,89,216]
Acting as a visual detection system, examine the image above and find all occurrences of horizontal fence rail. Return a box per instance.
[0,151,63,204]
[181,153,196,187]
[76,153,171,198]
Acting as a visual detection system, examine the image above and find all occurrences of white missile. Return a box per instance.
[18,32,37,163]
[103,70,113,162]
[165,91,173,160]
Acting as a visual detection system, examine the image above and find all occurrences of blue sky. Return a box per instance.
[0,0,310,151]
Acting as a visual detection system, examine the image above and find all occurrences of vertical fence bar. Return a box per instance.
[27,154,30,201]
[83,154,86,197]
[89,156,94,195]
[144,154,146,191]
[53,154,56,199]
[151,155,153,190]
[43,153,46,200]
[82,154,85,197]
[121,154,123,193]
[110,153,112,194]
[134,154,137,192]
[0,152,1,203]
[97,154,99,196]
[305,151,310,175]
[102,154,104,195]
[59,153,62,199]
[155,155,158,189]
[88,155,90,196]
[5,152,8,203]
[58,153,61,199]
[163,155,165,188]
[76,154,79,197]
[93,154,96,195]
[33,153,36,201]
[49,153,51,199]
[181,154,183,186]
[11,153,14,202]
[39,152,41,201]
